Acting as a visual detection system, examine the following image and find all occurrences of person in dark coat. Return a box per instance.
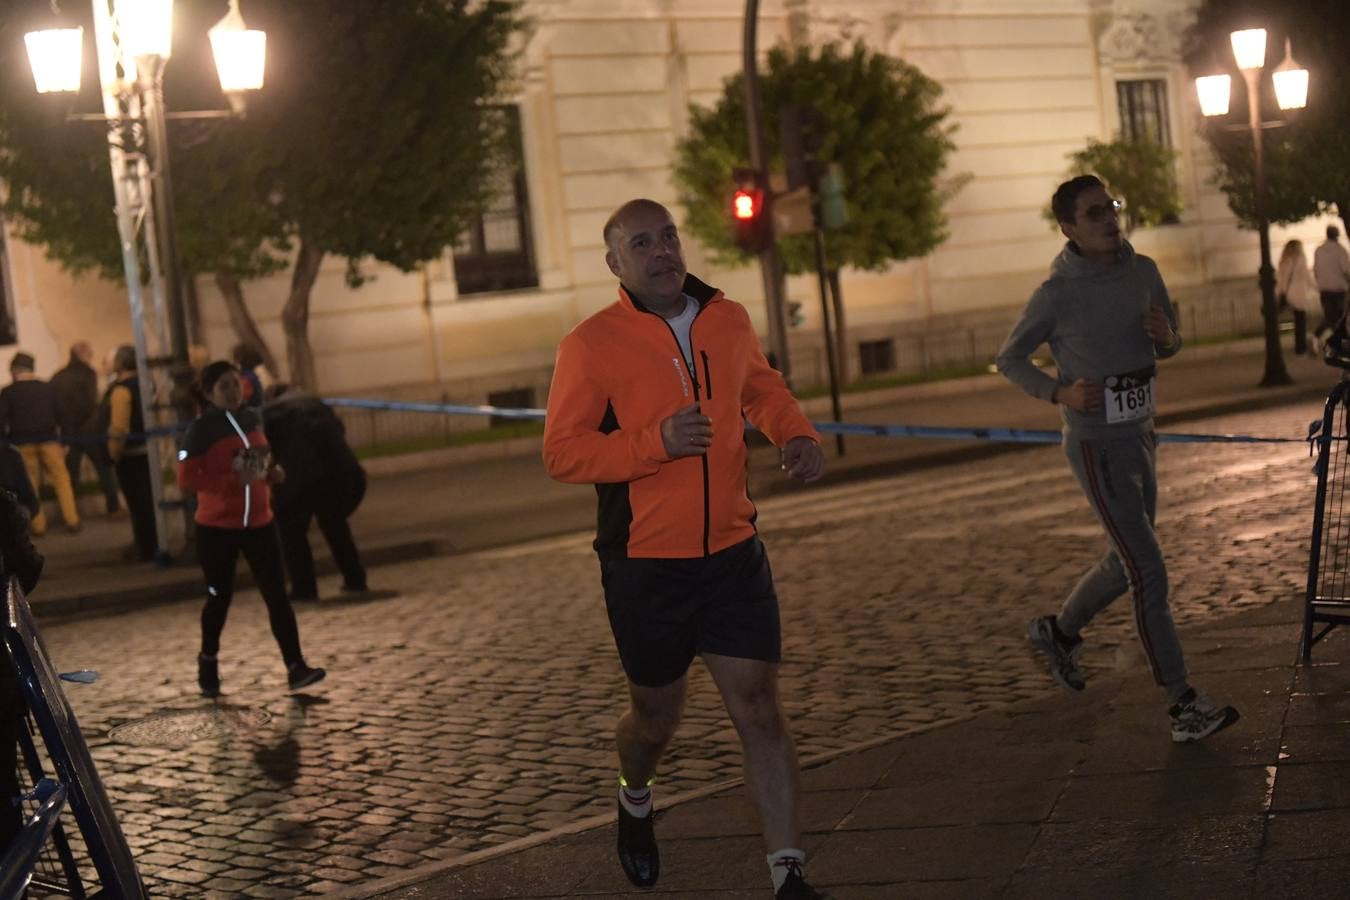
[51,341,121,516]
[0,351,80,535]
[98,346,157,562]
[262,388,367,601]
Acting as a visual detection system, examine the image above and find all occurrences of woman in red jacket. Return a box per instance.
[177,361,325,697]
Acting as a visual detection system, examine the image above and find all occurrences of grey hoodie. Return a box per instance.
[996,240,1180,438]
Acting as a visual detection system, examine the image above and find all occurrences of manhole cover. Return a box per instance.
[108,706,272,747]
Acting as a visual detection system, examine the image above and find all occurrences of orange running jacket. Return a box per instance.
[542,274,820,560]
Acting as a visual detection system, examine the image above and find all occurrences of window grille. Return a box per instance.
[453,107,538,296]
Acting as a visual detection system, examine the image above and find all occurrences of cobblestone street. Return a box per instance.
[34,402,1321,897]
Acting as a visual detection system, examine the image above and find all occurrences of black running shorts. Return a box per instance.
[600,536,782,688]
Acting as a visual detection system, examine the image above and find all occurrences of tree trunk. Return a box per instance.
[214,272,279,377]
[827,268,848,384]
[282,239,324,392]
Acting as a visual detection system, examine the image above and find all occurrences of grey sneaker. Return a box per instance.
[1027,615,1085,691]
[1169,689,1240,743]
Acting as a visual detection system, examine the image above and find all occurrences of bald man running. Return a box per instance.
[543,199,831,899]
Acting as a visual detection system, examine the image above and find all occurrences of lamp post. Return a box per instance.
[25,0,265,559]
[1196,29,1308,388]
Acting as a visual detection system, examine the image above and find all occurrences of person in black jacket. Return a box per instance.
[98,346,157,562]
[179,362,326,697]
[262,388,367,601]
[51,342,120,517]
[0,352,80,535]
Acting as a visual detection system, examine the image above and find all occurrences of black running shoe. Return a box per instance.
[198,654,220,698]
[287,661,326,691]
[777,871,834,900]
[616,800,659,887]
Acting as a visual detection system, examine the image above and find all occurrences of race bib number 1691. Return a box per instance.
[1104,368,1156,424]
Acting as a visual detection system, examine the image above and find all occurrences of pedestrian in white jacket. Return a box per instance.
[1277,238,1319,355]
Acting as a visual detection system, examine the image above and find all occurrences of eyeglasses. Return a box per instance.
[1080,198,1124,223]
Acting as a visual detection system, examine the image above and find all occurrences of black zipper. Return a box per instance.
[652,307,711,557]
[700,350,713,400]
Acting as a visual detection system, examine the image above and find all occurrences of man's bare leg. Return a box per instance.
[616,675,687,785]
[703,652,800,851]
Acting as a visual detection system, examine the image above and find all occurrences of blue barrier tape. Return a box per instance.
[3,424,185,448]
[325,397,548,421]
[320,397,1305,446]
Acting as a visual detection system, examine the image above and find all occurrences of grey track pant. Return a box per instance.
[1060,430,1188,694]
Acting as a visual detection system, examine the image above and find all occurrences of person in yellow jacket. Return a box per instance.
[99,345,157,562]
[543,199,830,900]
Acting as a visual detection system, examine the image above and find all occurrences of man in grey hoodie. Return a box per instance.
[996,175,1239,743]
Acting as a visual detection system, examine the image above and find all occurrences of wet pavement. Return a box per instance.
[27,393,1336,897]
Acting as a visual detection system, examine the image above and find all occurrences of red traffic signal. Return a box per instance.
[731,185,767,252]
[733,188,759,220]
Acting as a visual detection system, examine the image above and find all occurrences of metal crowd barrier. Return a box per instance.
[0,778,71,900]
[1,577,147,898]
[1302,381,1350,658]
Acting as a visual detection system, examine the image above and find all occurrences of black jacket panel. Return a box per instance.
[0,380,60,442]
[50,359,99,436]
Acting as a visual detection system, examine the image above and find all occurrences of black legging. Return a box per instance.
[197,523,303,666]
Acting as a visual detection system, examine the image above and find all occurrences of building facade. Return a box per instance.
[2,0,1331,420]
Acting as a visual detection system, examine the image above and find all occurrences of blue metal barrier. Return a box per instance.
[1302,382,1350,658]
[2,578,148,898]
[0,778,68,900]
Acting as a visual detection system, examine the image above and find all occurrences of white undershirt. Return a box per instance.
[665,295,699,371]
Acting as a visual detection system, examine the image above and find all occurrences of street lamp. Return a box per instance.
[25,0,266,371]
[23,0,266,560]
[1196,28,1309,388]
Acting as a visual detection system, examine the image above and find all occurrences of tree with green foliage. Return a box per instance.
[0,0,522,389]
[1184,0,1350,230]
[1046,136,1182,235]
[673,41,960,276]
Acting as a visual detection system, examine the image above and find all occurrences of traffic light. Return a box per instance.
[732,186,766,252]
[730,168,768,253]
